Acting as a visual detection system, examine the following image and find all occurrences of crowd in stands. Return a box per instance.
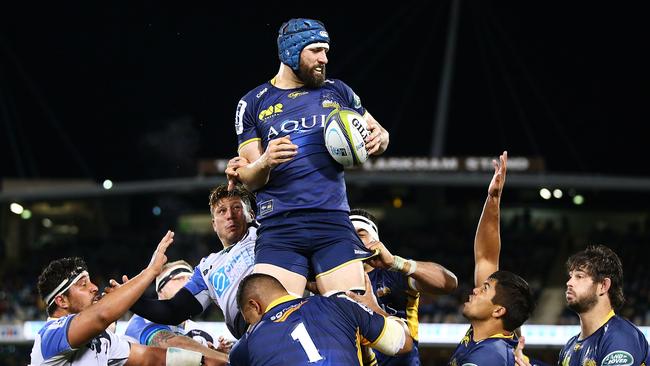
[2,207,649,327]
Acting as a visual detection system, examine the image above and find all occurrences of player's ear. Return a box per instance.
[493,305,507,319]
[599,277,612,296]
[54,294,69,310]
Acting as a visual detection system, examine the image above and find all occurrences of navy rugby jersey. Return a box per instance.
[368,269,421,365]
[229,294,386,366]
[449,327,518,366]
[559,311,649,366]
[235,79,365,219]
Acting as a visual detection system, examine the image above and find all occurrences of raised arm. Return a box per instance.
[365,241,458,294]
[233,137,297,192]
[67,231,174,348]
[130,287,203,326]
[474,151,507,287]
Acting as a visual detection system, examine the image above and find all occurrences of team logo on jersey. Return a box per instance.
[235,100,247,135]
[602,351,634,366]
[209,267,231,297]
[583,360,597,366]
[258,103,283,121]
[321,99,340,109]
[288,91,308,99]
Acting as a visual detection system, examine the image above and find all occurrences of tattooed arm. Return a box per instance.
[148,330,228,360]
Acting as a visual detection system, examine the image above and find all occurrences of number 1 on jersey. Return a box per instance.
[291,322,323,362]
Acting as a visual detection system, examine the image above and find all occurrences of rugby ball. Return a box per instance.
[324,108,370,167]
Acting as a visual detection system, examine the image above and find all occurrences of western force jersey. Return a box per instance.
[29,314,130,366]
[229,294,386,366]
[123,314,214,346]
[184,226,256,339]
[368,269,421,366]
[235,79,366,220]
[559,312,649,366]
[448,327,518,366]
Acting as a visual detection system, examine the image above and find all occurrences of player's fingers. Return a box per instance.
[122,275,130,283]
[345,290,361,301]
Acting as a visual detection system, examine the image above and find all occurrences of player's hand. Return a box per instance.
[345,273,385,315]
[215,336,234,354]
[514,336,531,366]
[147,230,174,276]
[225,156,250,191]
[261,136,298,168]
[488,151,507,199]
[365,241,394,270]
[365,115,389,156]
[103,275,130,296]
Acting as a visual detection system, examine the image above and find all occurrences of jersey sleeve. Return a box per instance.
[332,295,386,345]
[39,315,75,359]
[183,264,213,311]
[335,80,366,116]
[124,315,172,345]
[235,94,261,152]
[598,328,649,366]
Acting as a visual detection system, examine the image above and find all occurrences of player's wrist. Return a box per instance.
[390,256,417,275]
[165,347,204,366]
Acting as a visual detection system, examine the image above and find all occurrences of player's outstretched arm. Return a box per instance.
[126,344,226,366]
[67,231,174,348]
[474,151,507,287]
[148,330,229,361]
[364,111,389,156]
[235,137,297,192]
[365,241,457,294]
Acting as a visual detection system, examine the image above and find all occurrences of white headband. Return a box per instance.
[304,42,330,51]
[44,270,89,306]
[350,215,379,241]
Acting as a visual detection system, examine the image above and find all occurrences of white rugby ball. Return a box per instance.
[324,108,369,167]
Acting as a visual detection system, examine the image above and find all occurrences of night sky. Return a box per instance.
[1,1,648,181]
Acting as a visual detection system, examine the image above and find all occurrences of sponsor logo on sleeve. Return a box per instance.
[235,100,247,135]
[602,351,634,366]
[353,93,362,109]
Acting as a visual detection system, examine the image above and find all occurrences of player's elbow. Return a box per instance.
[396,332,413,354]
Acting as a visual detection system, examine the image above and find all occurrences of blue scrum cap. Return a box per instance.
[277,18,330,72]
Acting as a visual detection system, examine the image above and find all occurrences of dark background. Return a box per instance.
[1,1,648,181]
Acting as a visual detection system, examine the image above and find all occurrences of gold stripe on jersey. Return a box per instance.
[264,294,298,314]
[237,137,261,152]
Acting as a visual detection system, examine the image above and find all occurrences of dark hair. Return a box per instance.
[209,184,255,215]
[236,273,285,311]
[488,271,535,331]
[37,257,88,316]
[566,244,625,310]
[349,208,378,226]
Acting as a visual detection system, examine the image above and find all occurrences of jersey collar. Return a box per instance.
[265,294,300,314]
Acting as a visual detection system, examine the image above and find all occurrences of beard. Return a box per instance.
[297,62,326,89]
[567,288,599,313]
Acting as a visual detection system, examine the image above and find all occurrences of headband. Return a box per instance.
[156,266,193,292]
[44,268,88,306]
[350,215,379,241]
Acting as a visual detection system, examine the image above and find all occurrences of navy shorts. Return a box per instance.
[255,210,375,278]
